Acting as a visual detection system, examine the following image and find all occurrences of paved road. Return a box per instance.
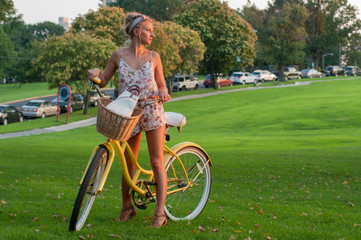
[0,78,352,139]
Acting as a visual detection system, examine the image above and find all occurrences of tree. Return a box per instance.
[345,33,361,67]
[238,0,265,31]
[175,0,257,88]
[257,0,308,81]
[109,0,189,21]
[3,21,65,83]
[305,0,361,70]
[0,26,15,81]
[71,6,126,46]
[151,21,205,92]
[33,32,116,114]
[238,1,266,68]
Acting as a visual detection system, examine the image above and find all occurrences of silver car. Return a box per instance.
[230,72,257,85]
[20,100,57,118]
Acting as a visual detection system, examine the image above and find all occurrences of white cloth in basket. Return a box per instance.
[106,90,138,117]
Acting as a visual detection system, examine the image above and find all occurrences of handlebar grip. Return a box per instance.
[92,77,101,84]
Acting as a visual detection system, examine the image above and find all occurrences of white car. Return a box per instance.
[173,75,199,91]
[230,72,257,85]
[252,70,277,82]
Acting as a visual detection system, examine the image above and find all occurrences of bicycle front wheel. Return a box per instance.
[69,147,108,231]
[165,146,212,221]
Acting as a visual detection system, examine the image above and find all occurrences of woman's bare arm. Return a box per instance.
[87,50,120,88]
[152,51,171,102]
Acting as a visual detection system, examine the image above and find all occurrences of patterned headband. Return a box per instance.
[129,16,150,34]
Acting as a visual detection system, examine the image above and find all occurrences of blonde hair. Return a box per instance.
[124,12,151,38]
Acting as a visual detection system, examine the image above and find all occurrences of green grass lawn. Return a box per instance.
[1,79,361,239]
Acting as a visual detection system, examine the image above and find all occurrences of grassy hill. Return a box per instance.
[0,79,360,239]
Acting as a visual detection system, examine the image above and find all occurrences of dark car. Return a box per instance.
[0,105,23,125]
[345,66,361,76]
[324,66,346,77]
[301,69,324,78]
[51,93,84,113]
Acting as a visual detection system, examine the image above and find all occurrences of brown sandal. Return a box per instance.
[114,206,138,222]
[149,213,168,228]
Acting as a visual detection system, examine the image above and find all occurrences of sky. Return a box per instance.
[12,0,361,25]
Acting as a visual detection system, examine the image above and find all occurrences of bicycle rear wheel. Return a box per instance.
[165,146,211,221]
[69,147,108,231]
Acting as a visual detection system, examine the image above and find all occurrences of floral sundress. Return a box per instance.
[118,49,166,137]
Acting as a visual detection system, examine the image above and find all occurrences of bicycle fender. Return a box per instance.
[164,142,212,167]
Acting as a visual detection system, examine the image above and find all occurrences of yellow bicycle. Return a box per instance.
[69,85,212,231]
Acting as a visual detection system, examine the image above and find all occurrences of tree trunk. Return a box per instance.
[314,55,320,71]
[278,64,286,81]
[211,62,219,89]
[83,92,90,115]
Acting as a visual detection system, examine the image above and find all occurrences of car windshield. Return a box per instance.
[325,67,333,71]
[301,69,311,73]
[345,67,353,71]
[232,73,241,77]
[252,72,260,76]
[27,102,41,107]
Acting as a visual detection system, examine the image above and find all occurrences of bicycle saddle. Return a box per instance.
[164,112,186,132]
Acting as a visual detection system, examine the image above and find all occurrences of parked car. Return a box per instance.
[301,68,324,78]
[20,100,57,118]
[324,65,346,77]
[273,67,302,80]
[230,72,257,85]
[0,105,23,125]
[252,70,276,82]
[345,66,361,76]
[172,75,199,91]
[51,93,84,113]
[203,74,233,88]
[89,90,112,106]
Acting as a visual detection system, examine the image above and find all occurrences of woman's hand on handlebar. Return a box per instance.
[87,68,102,85]
[159,88,171,103]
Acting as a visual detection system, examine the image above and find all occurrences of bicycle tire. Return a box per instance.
[69,147,108,231]
[164,146,211,221]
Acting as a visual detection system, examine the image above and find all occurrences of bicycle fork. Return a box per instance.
[79,142,115,195]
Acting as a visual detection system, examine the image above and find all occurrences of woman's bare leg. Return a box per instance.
[117,132,142,221]
[145,125,167,227]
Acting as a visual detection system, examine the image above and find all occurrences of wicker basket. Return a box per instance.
[96,97,143,141]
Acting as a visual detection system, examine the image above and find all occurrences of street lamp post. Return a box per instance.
[322,53,333,71]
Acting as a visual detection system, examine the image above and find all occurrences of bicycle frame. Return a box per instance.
[79,138,212,198]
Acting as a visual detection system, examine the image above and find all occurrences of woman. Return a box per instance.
[87,13,171,228]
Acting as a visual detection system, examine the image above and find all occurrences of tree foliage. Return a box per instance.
[71,6,126,46]
[148,21,205,92]
[109,0,189,21]
[238,0,265,67]
[0,26,15,80]
[305,0,361,69]
[2,21,65,83]
[257,0,308,80]
[162,21,205,76]
[0,0,17,24]
[175,0,256,88]
[33,32,116,113]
